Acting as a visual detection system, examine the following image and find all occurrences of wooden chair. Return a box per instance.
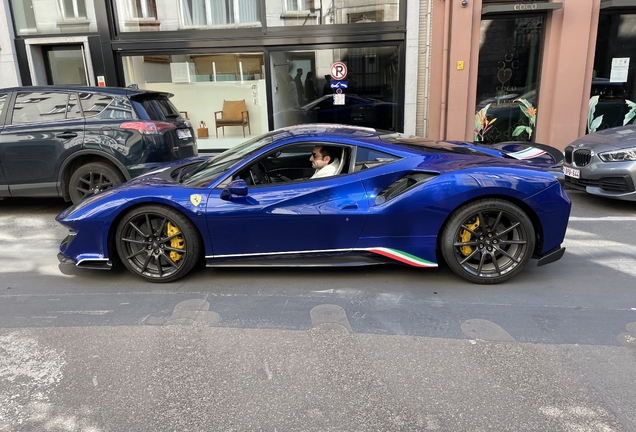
[214,100,251,137]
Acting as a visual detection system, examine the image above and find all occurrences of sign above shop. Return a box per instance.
[600,0,636,8]
[330,62,348,81]
[482,1,562,15]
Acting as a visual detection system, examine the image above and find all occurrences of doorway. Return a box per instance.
[43,45,89,85]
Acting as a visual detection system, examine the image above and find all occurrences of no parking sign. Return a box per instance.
[330,62,348,81]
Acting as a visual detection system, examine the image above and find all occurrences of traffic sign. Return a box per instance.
[330,81,348,89]
[330,62,348,81]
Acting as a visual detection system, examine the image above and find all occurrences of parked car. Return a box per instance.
[562,124,636,201]
[57,124,570,284]
[0,86,197,204]
[275,94,396,130]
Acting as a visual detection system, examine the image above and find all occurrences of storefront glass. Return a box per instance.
[114,0,262,32]
[123,53,267,149]
[474,16,545,144]
[114,0,399,32]
[10,0,97,35]
[271,46,399,131]
[588,12,636,134]
[267,0,399,27]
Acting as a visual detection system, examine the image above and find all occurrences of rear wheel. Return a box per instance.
[116,205,201,283]
[69,162,124,204]
[441,199,535,284]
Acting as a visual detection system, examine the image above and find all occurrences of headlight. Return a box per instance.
[598,147,636,162]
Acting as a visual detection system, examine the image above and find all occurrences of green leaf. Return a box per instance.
[589,115,603,133]
[512,126,525,137]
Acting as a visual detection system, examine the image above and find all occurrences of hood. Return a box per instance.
[568,125,636,152]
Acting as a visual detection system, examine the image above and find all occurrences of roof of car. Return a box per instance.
[0,85,171,98]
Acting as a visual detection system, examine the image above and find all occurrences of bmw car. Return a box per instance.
[563,125,636,201]
[56,124,570,284]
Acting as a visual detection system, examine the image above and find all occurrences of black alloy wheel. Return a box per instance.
[115,205,201,282]
[69,162,124,204]
[441,199,535,284]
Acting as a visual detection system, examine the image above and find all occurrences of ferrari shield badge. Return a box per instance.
[190,194,202,206]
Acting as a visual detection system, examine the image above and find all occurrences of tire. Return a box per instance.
[441,199,535,284]
[115,205,201,283]
[69,162,124,204]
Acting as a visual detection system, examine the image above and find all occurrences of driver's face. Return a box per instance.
[310,146,329,170]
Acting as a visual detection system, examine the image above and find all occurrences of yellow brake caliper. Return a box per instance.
[166,221,185,262]
[459,217,480,256]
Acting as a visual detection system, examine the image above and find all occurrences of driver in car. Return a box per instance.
[310,145,340,179]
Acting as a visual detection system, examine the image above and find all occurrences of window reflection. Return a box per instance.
[10,0,96,34]
[588,13,636,133]
[271,47,398,131]
[474,16,545,144]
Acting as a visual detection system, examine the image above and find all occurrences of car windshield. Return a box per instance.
[183,133,275,187]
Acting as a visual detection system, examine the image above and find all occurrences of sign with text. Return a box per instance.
[333,94,345,105]
[330,81,348,89]
[610,57,630,83]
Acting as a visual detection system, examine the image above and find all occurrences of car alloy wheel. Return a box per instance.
[69,162,124,204]
[115,205,201,282]
[441,199,535,284]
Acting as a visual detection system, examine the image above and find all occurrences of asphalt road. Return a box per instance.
[1,190,635,431]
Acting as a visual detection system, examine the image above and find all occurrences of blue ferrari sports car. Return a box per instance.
[56,124,571,284]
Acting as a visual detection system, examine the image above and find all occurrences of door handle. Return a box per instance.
[56,132,78,139]
[340,203,358,210]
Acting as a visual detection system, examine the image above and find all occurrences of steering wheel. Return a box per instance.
[249,162,270,185]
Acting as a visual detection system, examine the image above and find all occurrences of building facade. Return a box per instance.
[2,0,636,151]
[2,0,425,150]
[427,0,636,150]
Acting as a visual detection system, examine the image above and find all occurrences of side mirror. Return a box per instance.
[220,179,248,201]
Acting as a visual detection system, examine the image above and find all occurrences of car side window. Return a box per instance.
[0,93,7,118]
[10,91,74,125]
[354,147,399,172]
[230,143,350,187]
[67,93,83,119]
[80,93,134,119]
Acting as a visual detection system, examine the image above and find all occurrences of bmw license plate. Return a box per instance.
[563,166,580,179]
[176,129,192,139]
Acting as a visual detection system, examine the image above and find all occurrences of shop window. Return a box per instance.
[588,12,636,133]
[474,16,545,144]
[123,53,267,149]
[271,46,398,131]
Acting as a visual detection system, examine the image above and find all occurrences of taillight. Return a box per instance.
[120,121,177,134]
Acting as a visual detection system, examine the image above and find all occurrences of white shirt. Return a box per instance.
[311,158,340,179]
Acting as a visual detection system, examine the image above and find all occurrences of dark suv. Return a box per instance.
[0,86,197,204]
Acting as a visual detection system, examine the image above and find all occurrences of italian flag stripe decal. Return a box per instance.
[366,247,437,268]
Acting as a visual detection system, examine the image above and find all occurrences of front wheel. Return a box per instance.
[115,205,201,283]
[441,199,535,284]
[69,162,124,204]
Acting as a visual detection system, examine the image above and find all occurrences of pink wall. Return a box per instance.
[429,0,602,151]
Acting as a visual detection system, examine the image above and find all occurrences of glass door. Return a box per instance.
[43,44,89,86]
[474,15,545,144]
[588,11,636,134]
